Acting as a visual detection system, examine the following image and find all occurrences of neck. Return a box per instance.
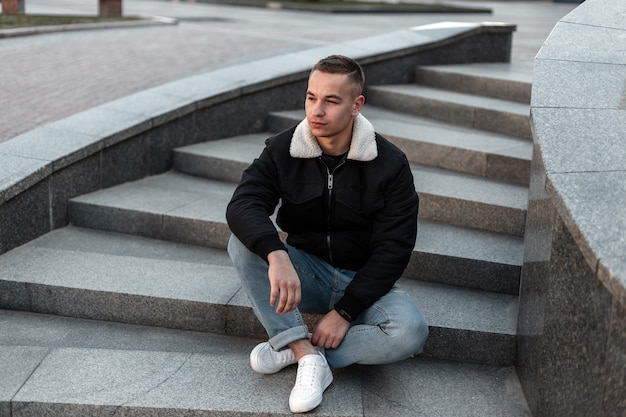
[316,123,353,156]
[318,139,350,156]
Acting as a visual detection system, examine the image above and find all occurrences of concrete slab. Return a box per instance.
[361,358,529,417]
[0,345,49,417]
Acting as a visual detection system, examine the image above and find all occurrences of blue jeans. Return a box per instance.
[228,235,429,369]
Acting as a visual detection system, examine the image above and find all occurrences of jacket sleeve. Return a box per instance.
[334,155,418,320]
[226,140,287,261]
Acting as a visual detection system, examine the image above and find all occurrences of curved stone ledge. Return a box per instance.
[518,0,626,416]
[0,21,515,254]
[531,0,626,306]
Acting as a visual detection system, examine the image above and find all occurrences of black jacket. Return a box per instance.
[226,114,418,320]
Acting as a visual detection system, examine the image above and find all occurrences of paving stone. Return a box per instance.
[0,345,49,417]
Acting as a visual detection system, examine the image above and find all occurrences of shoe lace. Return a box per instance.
[295,357,319,388]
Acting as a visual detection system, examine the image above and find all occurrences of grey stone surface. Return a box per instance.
[49,153,102,229]
[537,21,626,65]
[604,299,626,417]
[9,345,359,416]
[532,59,626,109]
[366,84,531,139]
[0,308,531,416]
[0,153,50,205]
[400,280,517,335]
[0,227,241,332]
[0,309,253,354]
[28,226,232,266]
[0,179,51,255]
[532,108,626,174]
[409,220,523,294]
[361,358,529,417]
[414,62,532,103]
[0,222,518,364]
[101,89,196,127]
[67,167,525,291]
[48,106,151,148]
[519,215,614,417]
[0,246,238,304]
[547,171,626,269]
[598,255,626,308]
[174,133,268,182]
[411,163,528,236]
[70,172,236,244]
[0,345,49,417]
[0,126,102,172]
[520,1,626,413]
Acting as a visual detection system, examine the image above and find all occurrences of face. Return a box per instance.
[305,70,365,145]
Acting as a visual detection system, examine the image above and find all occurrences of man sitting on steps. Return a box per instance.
[226,54,429,414]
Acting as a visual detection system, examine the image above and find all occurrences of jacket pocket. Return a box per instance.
[280,180,324,205]
[335,188,384,215]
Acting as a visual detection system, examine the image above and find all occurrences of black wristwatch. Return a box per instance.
[334,306,352,322]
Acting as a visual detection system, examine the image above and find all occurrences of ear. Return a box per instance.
[352,94,365,116]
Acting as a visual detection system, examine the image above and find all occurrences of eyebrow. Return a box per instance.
[306,91,343,101]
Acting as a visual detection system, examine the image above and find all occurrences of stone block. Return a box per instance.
[0,346,48,417]
[532,108,626,174]
[101,136,152,189]
[49,155,101,229]
[0,181,50,255]
[361,358,528,417]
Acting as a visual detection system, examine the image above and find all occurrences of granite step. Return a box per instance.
[365,84,532,140]
[68,170,524,294]
[0,309,529,417]
[174,140,528,236]
[414,63,533,103]
[0,227,517,365]
[267,108,532,186]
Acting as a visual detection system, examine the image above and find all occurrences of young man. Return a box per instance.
[226,55,428,413]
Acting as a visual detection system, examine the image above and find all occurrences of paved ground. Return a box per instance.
[0,0,578,143]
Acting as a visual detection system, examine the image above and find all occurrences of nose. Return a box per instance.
[311,101,325,117]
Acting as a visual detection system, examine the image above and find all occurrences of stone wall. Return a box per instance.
[517,0,626,415]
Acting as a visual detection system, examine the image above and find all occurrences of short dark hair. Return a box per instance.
[312,55,365,94]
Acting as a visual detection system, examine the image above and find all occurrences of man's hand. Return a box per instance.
[311,310,351,349]
[267,250,301,314]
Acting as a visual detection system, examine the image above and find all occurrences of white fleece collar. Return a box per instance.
[289,114,378,162]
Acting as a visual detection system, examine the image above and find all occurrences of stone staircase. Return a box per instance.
[0,63,532,416]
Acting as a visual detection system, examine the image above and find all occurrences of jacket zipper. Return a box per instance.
[322,158,346,264]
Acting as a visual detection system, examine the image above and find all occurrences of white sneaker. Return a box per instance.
[250,342,297,374]
[289,353,333,413]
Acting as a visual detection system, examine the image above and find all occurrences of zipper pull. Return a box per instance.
[328,173,334,190]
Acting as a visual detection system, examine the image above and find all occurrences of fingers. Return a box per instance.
[267,250,301,314]
[274,280,301,314]
[311,310,350,349]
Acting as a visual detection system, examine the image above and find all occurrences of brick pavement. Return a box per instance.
[0,0,578,143]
